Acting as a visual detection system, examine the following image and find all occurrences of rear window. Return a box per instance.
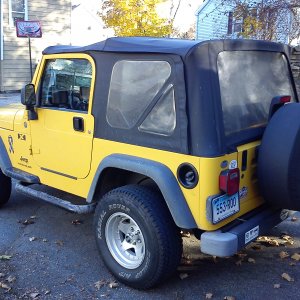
[218,51,295,136]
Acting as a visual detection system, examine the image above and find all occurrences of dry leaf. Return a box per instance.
[95,280,106,290]
[274,284,281,289]
[55,240,64,246]
[29,237,37,242]
[71,219,83,225]
[0,282,10,290]
[6,276,16,283]
[109,281,119,288]
[0,255,12,260]
[235,260,242,266]
[281,272,294,282]
[206,293,213,299]
[179,273,189,280]
[224,296,236,300]
[291,253,300,261]
[30,292,40,299]
[248,258,256,263]
[181,231,191,238]
[21,219,35,225]
[237,253,248,258]
[279,251,289,259]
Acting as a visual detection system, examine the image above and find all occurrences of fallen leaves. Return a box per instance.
[247,258,256,264]
[0,282,10,291]
[179,273,189,280]
[6,276,16,283]
[281,272,294,282]
[279,251,289,259]
[19,216,37,226]
[273,283,281,289]
[205,292,213,299]
[94,279,119,290]
[71,219,83,225]
[0,255,12,260]
[256,235,294,246]
[30,292,40,299]
[55,240,64,247]
[291,253,300,261]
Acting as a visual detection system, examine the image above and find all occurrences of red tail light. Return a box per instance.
[279,96,291,103]
[219,168,240,196]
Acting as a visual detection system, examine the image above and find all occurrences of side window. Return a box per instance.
[139,85,176,136]
[40,58,92,112]
[107,60,171,129]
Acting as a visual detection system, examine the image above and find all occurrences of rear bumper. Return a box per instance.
[200,207,284,257]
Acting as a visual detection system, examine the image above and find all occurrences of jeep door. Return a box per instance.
[29,54,95,179]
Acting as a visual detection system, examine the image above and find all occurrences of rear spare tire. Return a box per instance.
[258,103,300,210]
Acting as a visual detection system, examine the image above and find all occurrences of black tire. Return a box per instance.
[258,103,300,210]
[93,185,182,289]
[0,170,11,208]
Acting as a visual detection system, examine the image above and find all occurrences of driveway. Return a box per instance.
[0,187,300,300]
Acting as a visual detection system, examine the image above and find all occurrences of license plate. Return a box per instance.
[211,193,240,224]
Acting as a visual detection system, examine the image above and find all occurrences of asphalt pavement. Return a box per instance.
[0,93,300,299]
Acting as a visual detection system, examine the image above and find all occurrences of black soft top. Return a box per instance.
[42,37,289,58]
[42,37,295,157]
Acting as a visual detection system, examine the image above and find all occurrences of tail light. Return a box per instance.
[219,168,240,196]
[279,96,291,103]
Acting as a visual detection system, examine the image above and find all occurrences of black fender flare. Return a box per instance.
[0,137,12,172]
[87,154,197,229]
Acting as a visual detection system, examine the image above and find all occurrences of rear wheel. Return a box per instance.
[0,170,11,208]
[93,185,182,289]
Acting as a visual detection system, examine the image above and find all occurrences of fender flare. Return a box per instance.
[0,137,12,172]
[87,154,197,229]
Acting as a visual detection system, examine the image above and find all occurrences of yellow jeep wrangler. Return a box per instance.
[0,37,299,289]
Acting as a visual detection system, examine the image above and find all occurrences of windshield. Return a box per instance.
[218,51,295,136]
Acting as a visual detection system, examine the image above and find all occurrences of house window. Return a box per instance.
[228,11,243,34]
[9,0,28,26]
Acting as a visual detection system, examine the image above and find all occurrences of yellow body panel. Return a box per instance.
[0,53,265,231]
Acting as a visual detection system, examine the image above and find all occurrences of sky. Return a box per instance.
[72,0,204,32]
[158,0,203,31]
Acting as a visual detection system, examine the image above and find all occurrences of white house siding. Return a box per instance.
[196,0,297,44]
[196,0,229,41]
[0,0,71,92]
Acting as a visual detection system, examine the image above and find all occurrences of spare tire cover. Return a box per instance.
[258,103,300,210]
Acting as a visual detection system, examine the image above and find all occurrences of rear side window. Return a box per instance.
[218,51,295,135]
[107,60,172,130]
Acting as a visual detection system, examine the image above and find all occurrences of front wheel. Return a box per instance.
[0,170,11,208]
[93,185,182,289]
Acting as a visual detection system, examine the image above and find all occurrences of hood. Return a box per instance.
[0,104,23,130]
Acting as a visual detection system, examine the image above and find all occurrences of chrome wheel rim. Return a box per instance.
[105,212,145,269]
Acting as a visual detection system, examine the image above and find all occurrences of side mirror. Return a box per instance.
[21,84,38,120]
[21,83,36,107]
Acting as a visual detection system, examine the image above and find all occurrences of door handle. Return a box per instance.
[73,117,84,132]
